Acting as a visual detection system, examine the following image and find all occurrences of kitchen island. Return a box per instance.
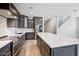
[37,32,79,56]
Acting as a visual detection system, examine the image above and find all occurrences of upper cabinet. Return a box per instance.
[7,18,17,27]
[17,15,28,28]
[27,18,34,28]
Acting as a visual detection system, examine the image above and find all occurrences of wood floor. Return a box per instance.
[18,40,41,56]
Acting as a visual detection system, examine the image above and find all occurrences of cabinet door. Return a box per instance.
[53,45,77,56]
[37,35,40,47]
[18,19,24,28]
[27,33,35,39]
[17,15,25,28]
[37,35,50,56]
[41,39,50,56]
[27,19,34,28]
[0,44,11,56]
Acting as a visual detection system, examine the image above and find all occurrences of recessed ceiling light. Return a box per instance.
[30,12,33,14]
[8,12,11,15]
[72,9,77,12]
[13,16,17,18]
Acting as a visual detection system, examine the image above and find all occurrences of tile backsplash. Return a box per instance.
[7,27,16,36]
[0,16,7,37]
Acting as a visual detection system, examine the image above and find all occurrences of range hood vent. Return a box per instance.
[0,3,20,16]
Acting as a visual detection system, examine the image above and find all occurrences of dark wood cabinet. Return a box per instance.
[0,34,26,56]
[0,42,13,56]
[13,33,26,55]
[17,15,28,28]
[37,35,50,56]
[7,18,16,27]
[17,15,25,28]
[26,33,35,39]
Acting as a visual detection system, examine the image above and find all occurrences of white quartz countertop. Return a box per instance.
[0,40,12,49]
[8,33,24,37]
[37,32,79,48]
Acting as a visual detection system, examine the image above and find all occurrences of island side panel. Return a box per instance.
[51,44,78,56]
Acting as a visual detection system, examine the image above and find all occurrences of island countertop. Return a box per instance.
[0,40,12,49]
[37,32,79,48]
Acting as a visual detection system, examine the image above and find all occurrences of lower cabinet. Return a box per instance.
[13,41,22,55]
[13,34,26,55]
[0,43,11,56]
[41,40,50,56]
[37,35,50,56]
[26,33,35,39]
[0,33,26,56]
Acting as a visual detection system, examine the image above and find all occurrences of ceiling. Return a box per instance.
[14,3,79,20]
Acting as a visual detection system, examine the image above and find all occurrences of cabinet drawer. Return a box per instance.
[14,41,22,53]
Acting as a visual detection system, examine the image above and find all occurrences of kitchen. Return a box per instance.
[0,3,79,56]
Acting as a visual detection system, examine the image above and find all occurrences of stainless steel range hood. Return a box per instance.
[0,10,16,18]
[0,3,20,18]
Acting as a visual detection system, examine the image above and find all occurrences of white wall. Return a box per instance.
[57,18,77,38]
[44,17,57,34]
[0,16,7,37]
